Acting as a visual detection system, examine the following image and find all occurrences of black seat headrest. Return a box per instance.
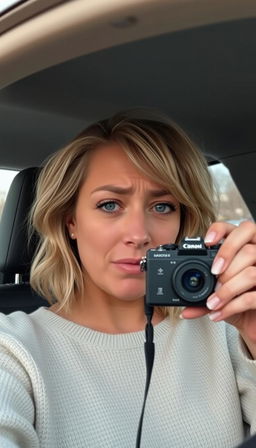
[0,167,39,275]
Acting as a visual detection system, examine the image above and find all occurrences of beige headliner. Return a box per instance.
[0,0,256,89]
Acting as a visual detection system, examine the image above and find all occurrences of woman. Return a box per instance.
[0,109,256,447]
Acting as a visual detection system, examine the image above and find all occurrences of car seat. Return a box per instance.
[0,167,49,314]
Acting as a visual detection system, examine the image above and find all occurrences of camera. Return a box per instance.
[140,237,220,307]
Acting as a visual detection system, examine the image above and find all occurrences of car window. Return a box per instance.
[0,0,26,15]
[0,169,18,219]
[209,162,253,225]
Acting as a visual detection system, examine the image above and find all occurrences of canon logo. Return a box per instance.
[183,243,203,249]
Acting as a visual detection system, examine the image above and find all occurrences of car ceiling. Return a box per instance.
[0,4,256,172]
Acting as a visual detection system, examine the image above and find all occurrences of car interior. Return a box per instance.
[0,0,256,315]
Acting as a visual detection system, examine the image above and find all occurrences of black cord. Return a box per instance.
[135,301,155,448]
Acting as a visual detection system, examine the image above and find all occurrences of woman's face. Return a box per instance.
[67,143,180,303]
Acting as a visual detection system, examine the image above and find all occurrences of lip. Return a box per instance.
[112,258,143,274]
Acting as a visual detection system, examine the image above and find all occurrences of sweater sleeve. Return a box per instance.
[226,324,256,434]
[0,335,40,448]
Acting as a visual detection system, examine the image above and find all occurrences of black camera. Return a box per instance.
[140,237,220,307]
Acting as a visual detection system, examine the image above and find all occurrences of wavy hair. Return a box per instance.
[30,109,216,318]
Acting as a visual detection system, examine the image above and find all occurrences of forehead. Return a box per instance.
[84,143,154,188]
[88,143,136,173]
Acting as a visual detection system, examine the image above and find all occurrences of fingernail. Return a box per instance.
[208,311,222,321]
[204,231,217,244]
[211,257,225,275]
[207,295,221,310]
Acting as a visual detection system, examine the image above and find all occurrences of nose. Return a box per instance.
[123,210,151,249]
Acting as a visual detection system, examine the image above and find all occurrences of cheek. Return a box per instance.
[75,220,118,265]
[171,212,181,240]
[151,216,180,245]
[172,218,181,241]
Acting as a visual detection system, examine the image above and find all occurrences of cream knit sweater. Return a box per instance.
[0,307,256,447]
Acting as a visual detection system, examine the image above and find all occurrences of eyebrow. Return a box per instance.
[91,184,172,197]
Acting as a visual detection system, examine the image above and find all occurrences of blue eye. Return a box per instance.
[154,203,175,214]
[97,201,120,212]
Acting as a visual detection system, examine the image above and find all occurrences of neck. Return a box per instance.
[50,292,163,334]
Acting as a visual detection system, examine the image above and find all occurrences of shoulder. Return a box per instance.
[0,308,46,358]
[0,310,49,437]
[0,307,42,334]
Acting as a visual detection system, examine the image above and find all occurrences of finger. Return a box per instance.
[206,266,256,311]
[208,291,256,323]
[180,307,209,319]
[204,221,236,245]
[207,221,256,276]
[205,220,256,245]
[218,243,256,284]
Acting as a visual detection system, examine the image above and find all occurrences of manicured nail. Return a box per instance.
[208,311,222,321]
[204,231,217,244]
[211,257,225,275]
[207,295,221,310]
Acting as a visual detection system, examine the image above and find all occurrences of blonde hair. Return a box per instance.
[30,109,216,318]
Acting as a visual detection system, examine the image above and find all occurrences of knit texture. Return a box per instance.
[0,307,256,447]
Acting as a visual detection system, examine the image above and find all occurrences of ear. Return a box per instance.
[66,216,76,239]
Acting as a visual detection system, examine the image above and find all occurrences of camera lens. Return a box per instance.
[172,260,215,303]
[181,269,205,292]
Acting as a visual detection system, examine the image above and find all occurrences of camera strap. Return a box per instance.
[136,302,155,448]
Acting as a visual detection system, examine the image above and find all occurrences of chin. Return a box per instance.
[113,278,145,299]
[112,287,145,302]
